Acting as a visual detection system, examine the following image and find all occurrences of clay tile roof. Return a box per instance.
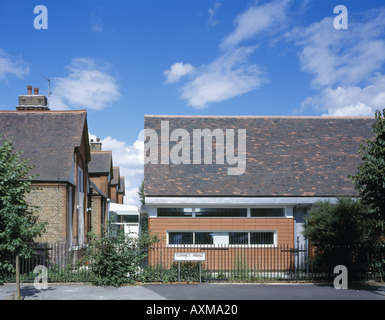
[144,115,374,197]
[0,110,88,182]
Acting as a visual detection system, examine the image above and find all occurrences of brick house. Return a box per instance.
[143,115,374,251]
[88,139,113,237]
[118,177,125,204]
[110,166,124,204]
[0,86,91,246]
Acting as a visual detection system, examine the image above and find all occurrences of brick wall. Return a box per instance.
[110,185,118,203]
[90,176,109,197]
[25,183,68,243]
[149,217,294,247]
[89,175,109,237]
[148,217,295,270]
[90,196,102,237]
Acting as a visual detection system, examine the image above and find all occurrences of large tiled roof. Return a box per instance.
[0,110,88,182]
[144,115,374,197]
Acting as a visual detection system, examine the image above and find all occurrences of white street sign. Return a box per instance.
[173,252,206,262]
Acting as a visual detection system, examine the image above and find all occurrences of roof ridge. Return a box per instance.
[0,109,87,114]
[144,114,374,119]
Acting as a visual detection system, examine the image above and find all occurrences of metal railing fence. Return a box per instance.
[1,241,384,283]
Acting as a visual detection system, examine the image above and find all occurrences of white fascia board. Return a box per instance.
[145,197,340,206]
[109,203,139,215]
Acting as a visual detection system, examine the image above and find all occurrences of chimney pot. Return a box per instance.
[96,138,100,142]
[27,86,32,95]
[34,88,39,95]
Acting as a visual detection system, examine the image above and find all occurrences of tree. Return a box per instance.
[0,136,46,297]
[303,198,372,273]
[138,179,145,205]
[350,109,385,236]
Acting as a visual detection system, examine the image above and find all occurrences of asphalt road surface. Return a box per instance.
[1,282,384,300]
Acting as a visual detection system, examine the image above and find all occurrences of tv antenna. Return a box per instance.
[41,74,52,108]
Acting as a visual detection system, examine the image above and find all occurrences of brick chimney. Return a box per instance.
[90,138,102,151]
[16,85,49,111]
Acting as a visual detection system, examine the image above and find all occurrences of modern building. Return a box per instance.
[109,203,141,238]
[143,115,374,250]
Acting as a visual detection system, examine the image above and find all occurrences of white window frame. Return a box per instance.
[155,207,290,218]
[166,230,277,248]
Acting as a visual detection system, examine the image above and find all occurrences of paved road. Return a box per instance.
[1,282,385,300]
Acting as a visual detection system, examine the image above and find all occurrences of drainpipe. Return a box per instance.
[107,198,111,237]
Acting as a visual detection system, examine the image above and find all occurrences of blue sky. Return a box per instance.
[1,0,385,203]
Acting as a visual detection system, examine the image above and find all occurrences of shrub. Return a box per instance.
[303,197,373,275]
[87,230,159,287]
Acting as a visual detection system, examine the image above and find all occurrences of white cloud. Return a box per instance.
[90,11,104,33]
[0,49,29,81]
[208,2,221,27]
[291,7,385,116]
[165,0,292,109]
[302,74,385,117]
[50,58,120,110]
[91,23,103,33]
[221,0,291,49]
[180,47,266,109]
[90,133,144,205]
[164,62,196,83]
[292,12,385,88]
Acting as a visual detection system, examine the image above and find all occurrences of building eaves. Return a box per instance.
[0,110,87,182]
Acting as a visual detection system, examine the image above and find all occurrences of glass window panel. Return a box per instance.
[212,232,229,245]
[195,232,214,245]
[250,208,285,217]
[168,232,193,245]
[250,232,274,245]
[195,208,247,217]
[121,215,139,223]
[158,208,192,217]
[229,232,248,245]
[109,211,119,223]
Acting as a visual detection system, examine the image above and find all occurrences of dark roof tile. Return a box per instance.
[144,116,374,197]
[89,151,113,175]
[0,110,87,182]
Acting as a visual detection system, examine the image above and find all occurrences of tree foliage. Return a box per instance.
[304,198,372,247]
[138,179,145,205]
[0,136,46,282]
[303,198,373,271]
[350,109,385,234]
